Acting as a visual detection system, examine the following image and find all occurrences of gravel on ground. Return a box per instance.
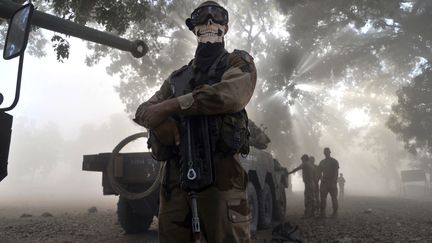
[1,193,432,242]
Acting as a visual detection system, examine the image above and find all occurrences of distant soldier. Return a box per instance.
[338,173,346,199]
[309,156,320,216]
[318,147,339,217]
[288,154,316,218]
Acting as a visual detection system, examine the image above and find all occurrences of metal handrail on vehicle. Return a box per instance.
[0,0,148,58]
[107,132,162,200]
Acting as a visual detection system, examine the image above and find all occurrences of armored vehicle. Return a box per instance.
[83,124,289,234]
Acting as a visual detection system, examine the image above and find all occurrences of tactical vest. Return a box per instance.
[170,50,250,156]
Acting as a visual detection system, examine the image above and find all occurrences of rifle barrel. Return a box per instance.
[0,0,148,58]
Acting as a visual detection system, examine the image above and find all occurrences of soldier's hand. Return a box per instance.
[153,119,180,146]
[140,99,180,129]
[141,103,170,129]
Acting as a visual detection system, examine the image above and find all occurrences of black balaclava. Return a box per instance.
[194,42,225,73]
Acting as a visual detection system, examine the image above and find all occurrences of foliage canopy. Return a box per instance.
[3,0,432,169]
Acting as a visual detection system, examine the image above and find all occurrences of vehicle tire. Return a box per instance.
[273,188,287,220]
[247,182,259,234]
[117,196,154,234]
[258,183,273,229]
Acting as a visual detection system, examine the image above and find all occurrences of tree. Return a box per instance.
[3,0,432,169]
[387,66,432,168]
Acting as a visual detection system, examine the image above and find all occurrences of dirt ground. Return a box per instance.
[1,193,432,243]
[282,194,432,243]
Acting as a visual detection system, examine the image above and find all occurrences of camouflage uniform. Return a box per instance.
[136,51,257,243]
[290,158,316,217]
[313,164,320,215]
[318,157,339,216]
[338,175,345,198]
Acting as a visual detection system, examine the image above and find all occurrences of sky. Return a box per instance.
[1,35,127,139]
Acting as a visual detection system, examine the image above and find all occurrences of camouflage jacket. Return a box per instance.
[136,49,256,158]
[292,161,316,184]
[318,157,339,184]
[137,50,256,117]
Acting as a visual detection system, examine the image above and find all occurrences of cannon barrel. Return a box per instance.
[0,0,148,58]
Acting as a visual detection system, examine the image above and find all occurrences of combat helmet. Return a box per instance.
[186,1,229,30]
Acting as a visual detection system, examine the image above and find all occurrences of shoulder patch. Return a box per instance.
[233,49,254,64]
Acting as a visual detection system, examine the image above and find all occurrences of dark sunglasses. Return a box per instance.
[189,5,229,26]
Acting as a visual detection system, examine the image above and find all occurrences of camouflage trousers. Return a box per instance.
[319,181,338,215]
[303,182,315,217]
[158,155,251,243]
[339,185,344,199]
[313,182,320,214]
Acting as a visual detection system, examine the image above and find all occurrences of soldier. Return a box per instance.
[338,173,346,199]
[288,154,316,218]
[309,156,320,216]
[134,1,256,242]
[318,147,339,218]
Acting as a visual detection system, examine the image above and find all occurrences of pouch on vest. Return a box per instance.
[217,109,250,156]
[147,130,176,161]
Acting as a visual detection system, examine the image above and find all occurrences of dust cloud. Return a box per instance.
[2,0,431,210]
[0,113,147,210]
[0,37,149,209]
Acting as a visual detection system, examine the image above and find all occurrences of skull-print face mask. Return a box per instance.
[193,19,227,43]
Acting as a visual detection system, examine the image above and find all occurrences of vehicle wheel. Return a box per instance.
[273,188,287,220]
[117,196,154,234]
[258,183,273,229]
[247,182,259,234]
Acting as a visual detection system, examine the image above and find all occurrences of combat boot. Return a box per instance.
[318,210,326,218]
[301,208,314,219]
[331,210,338,218]
[314,206,320,218]
[317,208,325,218]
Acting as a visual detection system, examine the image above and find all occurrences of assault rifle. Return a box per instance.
[179,115,218,241]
